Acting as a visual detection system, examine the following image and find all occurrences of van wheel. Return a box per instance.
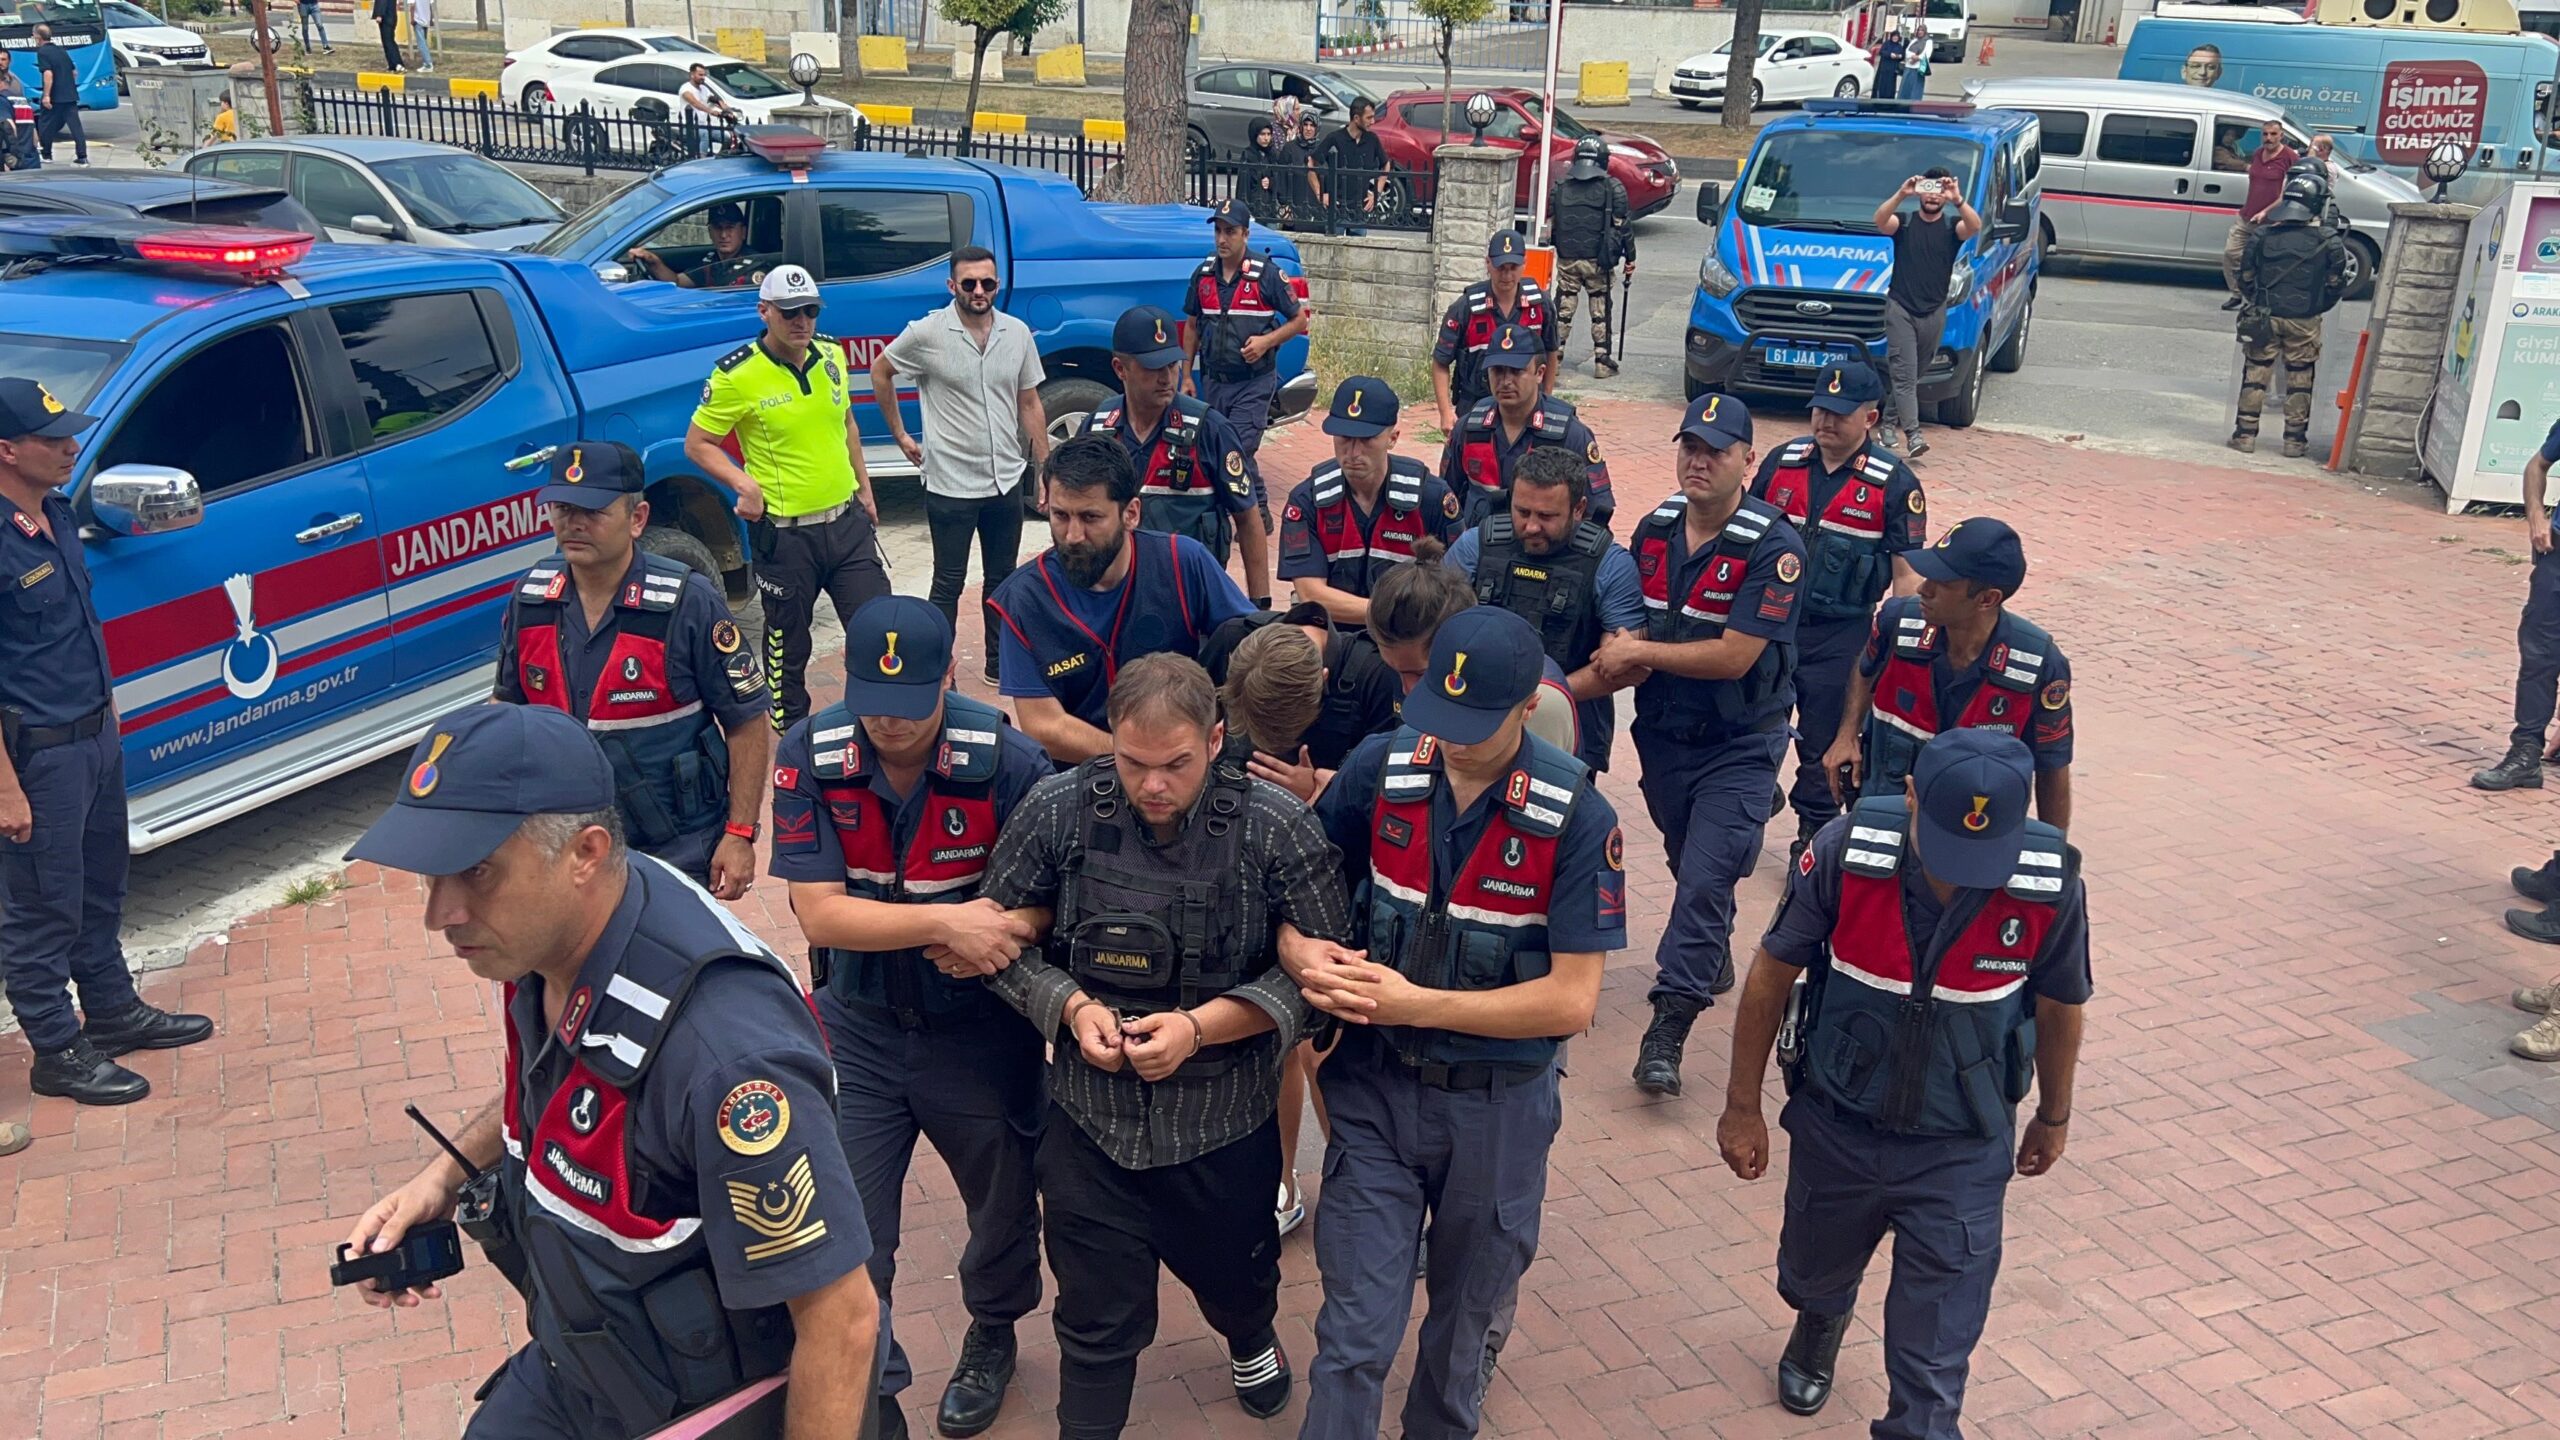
[640,525,760,637]
[1989,289,2031,374]
[2341,234,2380,302]
[1031,376,1116,515]
[1934,345,1986,429]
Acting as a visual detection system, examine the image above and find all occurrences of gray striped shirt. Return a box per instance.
[983,767,1353,1170]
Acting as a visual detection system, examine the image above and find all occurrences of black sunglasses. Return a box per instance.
[956,277,999,294]
[774,303,820,321]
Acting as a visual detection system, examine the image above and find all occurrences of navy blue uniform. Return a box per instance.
[1438,395,1616,531]
[1184,252,1301,466]
[1276,458,1462,601]
[0,489,140,1055]
[1094,396,1257,563]
[1856,596,2075,793]
[989,532,1254,735]
[1304,730,1625,1440]
[769,698,1053,1405]
[2510,419,2560,752]
[1757,815,2091,1440]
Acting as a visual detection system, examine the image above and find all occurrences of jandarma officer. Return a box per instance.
[1432,229,1558,434]
[1717,728,2090,1437]
[0,376,213,1115]
[770,596,1055,1440]
[1096,304,1268,600]
[1438,323,1615,531]
[945,653,1356,1440]
[1279,376,1461,626]
[1296,606,1627,1440]
[1184,199,1309,491]
[495,441,771,897]
[341,703,881,1440]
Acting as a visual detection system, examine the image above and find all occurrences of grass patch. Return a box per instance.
[1310,326,1435,414]
[281,874,341,907]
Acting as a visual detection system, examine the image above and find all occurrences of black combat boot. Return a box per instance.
[2515,852,2560,906]
[83,1000,214,1057]
[2509,905,2560,947]
[31,1037,149,1106]
[1776,1309,1852,1416]
[1632,996,1702,1096]
[2474,739,2545,791]
[936,1321,1016,1438]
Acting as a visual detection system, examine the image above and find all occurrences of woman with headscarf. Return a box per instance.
[1285,113,1326,228]
[1242,117,1284,227]
[1898,24,1931,100]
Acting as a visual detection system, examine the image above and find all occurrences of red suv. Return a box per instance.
[1371,88,1681,219]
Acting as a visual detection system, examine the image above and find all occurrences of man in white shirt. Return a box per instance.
[872,245,1052,684]
[406,0,434,70]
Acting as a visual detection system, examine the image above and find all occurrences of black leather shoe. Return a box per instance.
[2475,740,2545,792]
[2516,854,2560,905]
[874,1391,907,1440]
[2508,905,2560,946]
[1231,1337,1291,1419]
[83,1001,214,1058]
[31,1037,150,1106]
[1633,997,1701,1095]
[936,1321,1015,1437]
[1776,1309,1851,1416]
[2220,295,2244,311]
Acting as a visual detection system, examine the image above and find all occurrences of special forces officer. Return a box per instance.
[1827,518,2075,830]
[1297,606,1626,1440]
[496,442,771,896]
[1752,360,1925,856]
[686,265,890,733]
[1095,304,1269,601]
[1280,376,1461,625]
[1432,230,1558,435]
[771,596,1055,1440]
[956,654,1356,1440]
[1440,325,1615,531]
[1545,135,1635,380]
[990,436,1255,765]
[1446,445,1646,775]
[0,377,214,1110]
[1184,199,1309,486]
[1594,393,1806,1098]
[1718,729,2089,1437]
[342,703,881,1440]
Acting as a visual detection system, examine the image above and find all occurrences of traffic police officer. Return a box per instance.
[1827,518,2074,830]
[1717,729,2089,1436]
[1594,393,1806,1098]
[341,703,882,1440]
[1545,135,1635,379]
[686,264,890,732]
[1096,304,1269,600]
[1184,199,1308,493]
[957,653,1356,1439]
[495,441,771,896]
[1432,230,1558,435]
[1297,606,1626,1440]
[990,434,1255,765]
[1752,359,1925,855]
[1446,445,1646,774]
[1280,376,1461,625]
[1439,324,1614,531]
[0,377,213,1109]
[771,596,1054,1440]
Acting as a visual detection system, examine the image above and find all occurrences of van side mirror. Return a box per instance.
[1992,197,2031,241]
[1696,181,1722,223]
[349,214,399,239]
[88,465,203,538]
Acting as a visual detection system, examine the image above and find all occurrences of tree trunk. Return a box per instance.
[962,27,996,157]
[838,0,860,83]
[1438,28,1453,139]
[1721,0,1764,131]
[1121,0,1188,204]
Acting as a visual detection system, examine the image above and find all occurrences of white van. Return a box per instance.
[1961,76,2420,297]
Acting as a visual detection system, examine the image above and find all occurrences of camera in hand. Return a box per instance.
[331,1218,466,1292]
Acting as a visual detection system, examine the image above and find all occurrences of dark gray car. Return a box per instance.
[1189,63,1388,159]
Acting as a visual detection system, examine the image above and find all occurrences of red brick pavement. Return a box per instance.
[10,404,2560,1439]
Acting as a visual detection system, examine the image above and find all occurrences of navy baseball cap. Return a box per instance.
[1208,198,1251,229]
[841,594,951,721]
[1678,391,1753,449]
[1908,728,2035,890]
[1808,359,1886,415]
[1486,229,1528,265]
[1482,323,1544,370]
[346,704,617,876]
[0,377,96,440]
[1907,517,2028,596]
[708,201,746,227]
[1112,305,1186,369]
[536,440,644,510]
[1324,376,1399,437]
[1401,606,1543,746]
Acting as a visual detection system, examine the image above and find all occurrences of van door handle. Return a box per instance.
[2175,177,2190,194]
[296,513,364,545]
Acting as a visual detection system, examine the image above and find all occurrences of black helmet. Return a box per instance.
[2279,166,2329,215]
[1569,135,1606,180]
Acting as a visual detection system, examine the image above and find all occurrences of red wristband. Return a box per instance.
[724,822,758,842]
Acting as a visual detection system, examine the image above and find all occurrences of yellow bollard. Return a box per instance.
[1033,43,1087,87]
[855,34,909,75]
[714,27,767,63]
[1576,60,1630,107]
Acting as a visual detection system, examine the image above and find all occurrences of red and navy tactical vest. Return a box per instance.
[1861,600,2054,798]
[1453,394,1577,531]
[1801,796,2064,1137]
[989,533,1208,731]
[1756,438,1904,622]
[509,553,726,850]
[1098,393,1231,559]
[1307,456,1438,597]
[1629,494,1795,737]
[1191,254,1285,379]
[499,856,808,1436]
[1366,727,1586,1068]
[1450,278,1552,411]
[803,691,1010,1025]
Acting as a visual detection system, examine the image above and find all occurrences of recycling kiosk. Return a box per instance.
[2424,181,2560,511]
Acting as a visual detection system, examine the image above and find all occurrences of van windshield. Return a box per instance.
[1737,130,1980,230]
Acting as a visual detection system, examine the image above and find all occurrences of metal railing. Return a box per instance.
[307,85,704,175]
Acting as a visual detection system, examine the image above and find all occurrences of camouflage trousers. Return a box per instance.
[1553,257,1615,363]
[2236,316,2322,442]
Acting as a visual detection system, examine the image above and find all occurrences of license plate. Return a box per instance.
[1761,345,1838,370]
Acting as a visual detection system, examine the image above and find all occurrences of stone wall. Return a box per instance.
[2342,201,2475,480]
[1429,143,1517,320]
[1296,231,1434,354]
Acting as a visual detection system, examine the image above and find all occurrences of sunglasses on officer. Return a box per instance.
[771,303,820,321]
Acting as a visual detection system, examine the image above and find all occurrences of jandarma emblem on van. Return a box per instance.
[1761,240,1888,260]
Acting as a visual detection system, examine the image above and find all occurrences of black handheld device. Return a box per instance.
[331,1218,465,1291]
[402,1103,531,1296]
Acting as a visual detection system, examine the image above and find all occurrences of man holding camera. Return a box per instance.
[1872,172,1981,461]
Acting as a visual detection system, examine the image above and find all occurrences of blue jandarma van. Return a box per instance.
[2120,14,2560,201]
[1686,100,2041,429]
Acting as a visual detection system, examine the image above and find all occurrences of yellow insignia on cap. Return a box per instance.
[1703,396,1720,424]
[1827,370,1844,396]
[408,732,454,798]
[1154,317,1168,345]
[1443,652,1470,697]
[1346,388,1364,419]
[1962,795,1992,833]
[878,631,904,677]
[563,446,585,485]
[36,384,64,416]
[1499,329,1516,350]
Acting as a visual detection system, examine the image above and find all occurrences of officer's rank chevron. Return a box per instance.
[728,1153,827,1263]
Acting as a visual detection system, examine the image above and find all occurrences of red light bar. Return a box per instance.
[129,227,314,278]
[744,126,828,170]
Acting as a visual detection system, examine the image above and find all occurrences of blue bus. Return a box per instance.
[2,1,119,113]
[2119,14,2559,200]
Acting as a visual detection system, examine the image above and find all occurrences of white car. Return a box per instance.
[103,0,209,92]
[502,26,850,124]
[1668,28,1874,111]
[183,136,565,249]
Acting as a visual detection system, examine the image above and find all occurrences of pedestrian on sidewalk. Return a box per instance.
[407,0,435,70]
[31,25,86,167]
[371,0,403,72]
[1872,169,1980,459]
[0,377,216,1108]
[1874,26,1906,103]
[1897,25,1930,101]
[294,0,334,55]
[2474,420,2560,792]
[2230,167,2345,459]
[2221,119,2299,312]
[872,245,1050,684]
